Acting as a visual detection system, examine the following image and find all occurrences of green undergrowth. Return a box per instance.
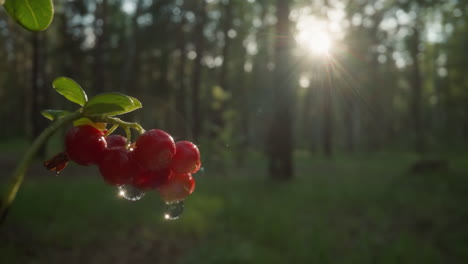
[2,152,468,263]
[0,134,65,157]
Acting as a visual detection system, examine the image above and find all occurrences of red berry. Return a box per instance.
[134,129,176,171]
[106,135,127,148]
[132,168,171,190]
[170,141,201,174]
[65,125,107,166]
[157,172,195,204]
[99,147,137,185]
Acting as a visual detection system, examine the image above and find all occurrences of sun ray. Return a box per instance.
[295,16,332,56]
[293,12,385,124]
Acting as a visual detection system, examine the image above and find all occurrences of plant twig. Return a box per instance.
[87,115,145,135]
[0,111,81,226]
[104,124,118,137]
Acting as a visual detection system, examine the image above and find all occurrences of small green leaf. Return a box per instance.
[52,77,88,106]
[4,0,54,32]
[128,96,143,109]
[83,92,142,116]
[41,110,70,121]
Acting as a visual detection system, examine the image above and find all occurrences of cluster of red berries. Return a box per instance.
[64,125,200,203]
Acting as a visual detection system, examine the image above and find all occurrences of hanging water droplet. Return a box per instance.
[163,200,184,220]
[118,185,145,201]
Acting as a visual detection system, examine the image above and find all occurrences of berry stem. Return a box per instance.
[0,110,81,226]
[124,126,132,147]
[104,124,118,137]
[87,115,145,135]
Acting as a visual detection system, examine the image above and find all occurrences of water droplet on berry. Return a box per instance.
[163,200,184,220]
[118,185,145,201]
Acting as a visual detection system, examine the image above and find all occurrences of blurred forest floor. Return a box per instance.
[1,139,468,264]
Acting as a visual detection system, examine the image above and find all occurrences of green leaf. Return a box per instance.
[128,96,143,109]
[41,110,70,121]
[4,0,54,32]
[52,77,88,106]
[83,93,143,116]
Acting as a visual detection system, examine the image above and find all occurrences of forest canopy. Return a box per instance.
[0,0,466,176]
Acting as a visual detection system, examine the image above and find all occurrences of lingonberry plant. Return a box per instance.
[0,1,200,224]
[0,77,202,224]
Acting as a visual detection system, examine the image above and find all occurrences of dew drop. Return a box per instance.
[163,200,184,220]
[118,185,145,201]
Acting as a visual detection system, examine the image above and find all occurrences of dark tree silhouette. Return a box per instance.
[191,1,207,142]
[267,0,294,180]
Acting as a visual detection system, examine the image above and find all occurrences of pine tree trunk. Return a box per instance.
[191,1,207,142]
[121,0,142,93]
[409,26,425,154]
[219,0,232,93]
[322,62,333,158]
[93,0,108,94]
[267,0,294,180]
[211,0,233,135]
[343,93,355,153]
[176,15,187,122]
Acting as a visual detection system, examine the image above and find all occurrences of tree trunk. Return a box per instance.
[249,2,269,147]
[191,1,207,142]
[302,65,318,154]
[93,0,108,94]
[211,0,233,135]
[267,0,294,180]
[219,0,232,93]
[158,46,171,96]
[364,19,385,152]
[176,15,187,122]
[302,81,312,150]
[322,62,333,158]
[209,0,233,138]
[236,47,249,163]
[366,55,383,151]
[409,26,425,154]
[343,91,355,153]
[120,0,143,93]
